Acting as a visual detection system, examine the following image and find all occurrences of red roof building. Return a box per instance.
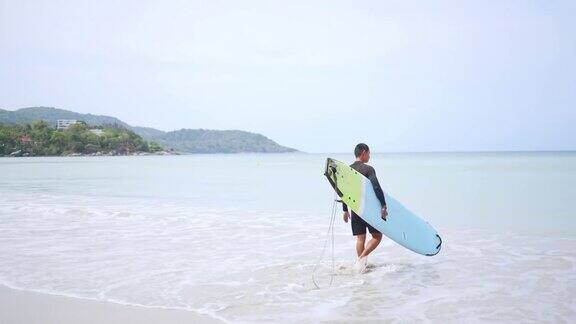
[19,135,33,145]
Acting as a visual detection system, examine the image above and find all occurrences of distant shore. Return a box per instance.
[0,285,222,324]
[1,150,308,157]
[2,150,180,158]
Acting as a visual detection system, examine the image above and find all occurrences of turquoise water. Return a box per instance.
[0,152,575,322]
[2,152,575,234]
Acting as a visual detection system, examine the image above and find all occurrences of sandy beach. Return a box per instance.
[0,285,222,324]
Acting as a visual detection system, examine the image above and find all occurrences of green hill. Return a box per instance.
[0,107,129,128]
[0,107,297,153]
[150,129,296,153]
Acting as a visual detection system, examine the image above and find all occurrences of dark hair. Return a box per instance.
[354,143,370,157]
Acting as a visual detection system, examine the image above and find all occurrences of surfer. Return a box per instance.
[342,143,388,271]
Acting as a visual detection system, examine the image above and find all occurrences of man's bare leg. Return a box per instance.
[355,234,366,258]
[359,233,382,258]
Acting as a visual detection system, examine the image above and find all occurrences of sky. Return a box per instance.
[1,0,575,152]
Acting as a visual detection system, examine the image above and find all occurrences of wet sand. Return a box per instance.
[0,285,222,324]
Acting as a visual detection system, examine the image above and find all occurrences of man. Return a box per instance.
[342,143,388,272]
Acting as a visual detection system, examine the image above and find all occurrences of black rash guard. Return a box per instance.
[343,161,387,212]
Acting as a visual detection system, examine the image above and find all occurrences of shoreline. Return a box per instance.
[0,285,223,324]
[2,151,179,158]
[0,151,302,157]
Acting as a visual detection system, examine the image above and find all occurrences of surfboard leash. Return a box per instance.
[311,192,338,289]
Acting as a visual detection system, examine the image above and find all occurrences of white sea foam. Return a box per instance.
[1,189,574,322]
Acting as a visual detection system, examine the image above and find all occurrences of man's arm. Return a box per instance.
[367,168,387,208]
[368,168,388,220]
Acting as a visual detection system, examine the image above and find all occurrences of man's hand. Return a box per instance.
[343,211,350,223]
[381,206,388,221]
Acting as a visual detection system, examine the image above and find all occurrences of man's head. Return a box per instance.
[354,143,370,162]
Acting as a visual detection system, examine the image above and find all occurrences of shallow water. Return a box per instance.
[0,153,575,322]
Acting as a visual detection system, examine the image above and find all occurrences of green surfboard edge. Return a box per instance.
[324,158,363,213]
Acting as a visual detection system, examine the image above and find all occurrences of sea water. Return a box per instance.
[0,153,575,322]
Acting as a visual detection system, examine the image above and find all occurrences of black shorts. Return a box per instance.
[351,212,381,236]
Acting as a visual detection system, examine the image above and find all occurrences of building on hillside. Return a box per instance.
[57,119,82,130]
[89,129,104,136]
[19,135,33,145]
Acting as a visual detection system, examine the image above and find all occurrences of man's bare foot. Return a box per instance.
[354,256,368,273]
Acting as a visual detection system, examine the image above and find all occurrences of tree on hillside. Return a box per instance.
[0,123,163,156]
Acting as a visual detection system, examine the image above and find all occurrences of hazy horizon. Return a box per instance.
[1,1,575,153]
